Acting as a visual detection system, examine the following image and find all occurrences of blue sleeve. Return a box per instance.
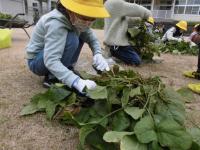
[43,19,79,87]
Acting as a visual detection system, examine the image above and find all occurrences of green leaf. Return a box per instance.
[112,65,120,75]
[172,50,179,54]
[78,71,97,79]
[74,106,108,126]
[60,111,78,125]
[155,100,185,125]
[37,98,48,109]
[20,93,41,116]
[142,85,154,96]
[48,86,72,102]
[134,116,157,143]
[187,128,200,145]
[107,87,121,105]
[45,101,57,120]
[128,28,141,38]
[121,87,131,107]
[112,111,130,131]
[79,125,94,148]
[86,86,107,99]
[157,118,192,150]
[55,83,65,87]
[156,87,186,124]
[21,87,72,116]
[177,87,195,103]
[190,142,200,150]
[103,131,134,143]
[151,141,162,150]
[66,92,76,105]
[163,87,185,104]
[129,41,136,46]
[20,103,39,116]
[129,87,141,97]
[75,108,93,124]
[86,126,117,150]
[120,135,147,150]
[124,107,145,120]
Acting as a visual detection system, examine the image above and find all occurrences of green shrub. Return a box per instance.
[0,12,12,19]
[91,19,104,29]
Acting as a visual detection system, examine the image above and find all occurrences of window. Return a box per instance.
[160,0,173,5]
[185,6,200,14]
[135,0,151,10]
[175,0,200,15]
[187,0,200,5]
[51,1,57,10]
[143,6,151,10]
[135,0,151,5]
[174,6,185,14]
[32,2,38,7]
[175,0,186,5]
[160,6,172,10]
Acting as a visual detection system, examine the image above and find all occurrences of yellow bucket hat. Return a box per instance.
[60,0,110,18]
[194,24,200,28]
[147,17,155,25]
[176,20,187,31]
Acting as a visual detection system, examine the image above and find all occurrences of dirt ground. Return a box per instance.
[0,28,199,150]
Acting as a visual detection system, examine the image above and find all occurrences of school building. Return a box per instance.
[0,0,200,22]
[130,0,200,22]
[0,0,57,22]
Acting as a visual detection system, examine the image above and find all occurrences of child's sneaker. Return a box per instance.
[43,75,60,88]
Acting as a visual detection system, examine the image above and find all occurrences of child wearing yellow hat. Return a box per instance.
[104,0,152,65]
[25,0,110,93]
[162,20,187,43]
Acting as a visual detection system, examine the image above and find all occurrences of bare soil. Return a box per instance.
[0,28,199,150]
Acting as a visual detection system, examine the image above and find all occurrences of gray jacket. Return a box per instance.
[26,9,102,87]
[104,0,151,46]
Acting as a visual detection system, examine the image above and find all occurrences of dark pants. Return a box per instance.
[110,45,141,65]
[28,32,84,76]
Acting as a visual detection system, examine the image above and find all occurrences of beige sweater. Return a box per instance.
[104,0,151,46]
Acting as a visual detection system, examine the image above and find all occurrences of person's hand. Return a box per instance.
[190,41,197,47]
[93,54,110,71]
[72,78,96,93]
[177,38,182,42]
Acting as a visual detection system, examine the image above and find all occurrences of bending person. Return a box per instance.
[104,0,151,66]
[162,20,187,43]
[25,0,110,93]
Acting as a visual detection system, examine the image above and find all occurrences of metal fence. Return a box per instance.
[152,10,173,19]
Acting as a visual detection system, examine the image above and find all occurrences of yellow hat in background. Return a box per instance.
[194,24,200,28]
[60,0,110,18]
[147,17,155,25]
[176,20,187,31]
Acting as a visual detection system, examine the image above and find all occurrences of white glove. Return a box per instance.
[190,41,197,47]
[177,38,182,42]
[72,78,96,93]
[93,54,110,71]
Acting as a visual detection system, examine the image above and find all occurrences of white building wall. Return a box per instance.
[25,0,57,22]
[0,0,57,23]
[0,0,25,15]
[136,0,200,22]
[173,14,200,22]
